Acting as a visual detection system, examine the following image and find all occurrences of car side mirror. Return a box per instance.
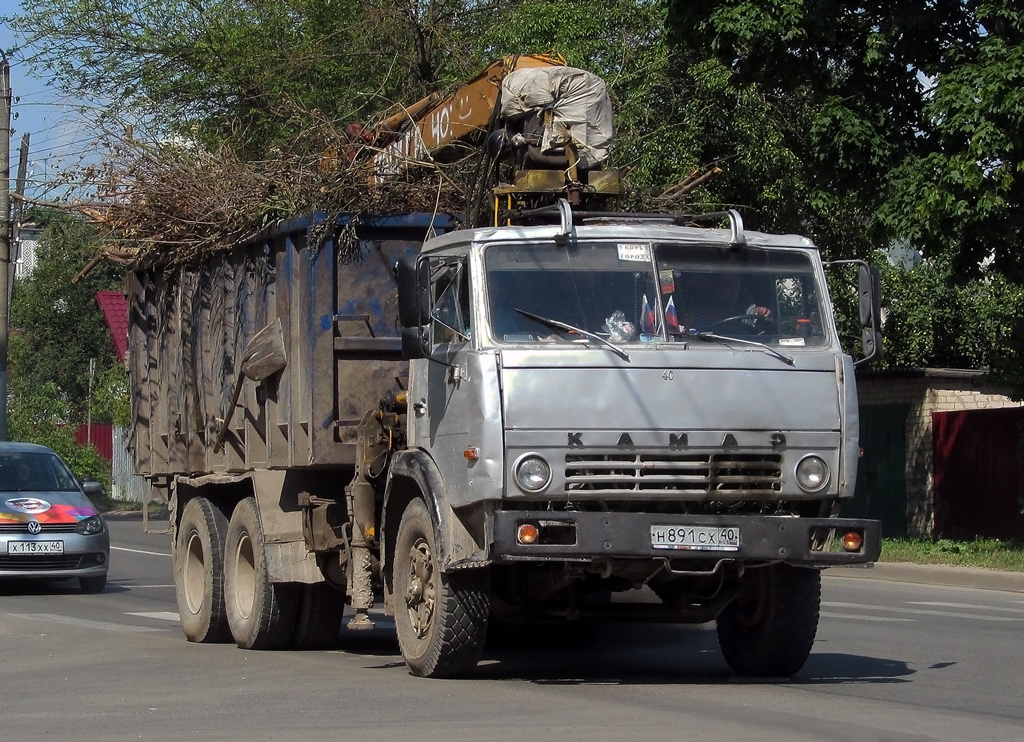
[82,480,104,497]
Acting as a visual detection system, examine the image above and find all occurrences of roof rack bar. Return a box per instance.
[675,209,746,246]
[508,206,746,245]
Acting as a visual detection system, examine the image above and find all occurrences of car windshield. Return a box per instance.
[485,240,828,348]
[0,452,81,492]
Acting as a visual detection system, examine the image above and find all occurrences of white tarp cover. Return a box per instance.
[500,66,613,169]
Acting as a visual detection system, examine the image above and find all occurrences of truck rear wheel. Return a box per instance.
[716,564,820,677]
[290,582,345,650]
[394,498,489,677]
[224,496,299,649]
[174,497,232,643]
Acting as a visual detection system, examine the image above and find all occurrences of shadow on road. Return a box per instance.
[336,617,913,686]
[0,579,128,596]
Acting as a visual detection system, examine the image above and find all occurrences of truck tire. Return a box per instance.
[716,564,820,677]
[393,498,489,677]
[174,497,232,643]
[224,496,300,650]
[290,582,345,650]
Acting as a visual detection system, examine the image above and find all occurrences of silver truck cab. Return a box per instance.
[390,208,881,677]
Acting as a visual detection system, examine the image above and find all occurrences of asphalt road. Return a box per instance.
[1,519,1022,741]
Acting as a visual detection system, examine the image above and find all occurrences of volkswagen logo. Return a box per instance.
[27,520,41,535]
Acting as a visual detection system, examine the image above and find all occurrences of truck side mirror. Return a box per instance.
[856,264,883,367]
[858,264,881,327]
[396,253,430,328]
[401,327,430,359]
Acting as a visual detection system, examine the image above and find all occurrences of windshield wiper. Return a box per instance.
[515,309,630,362]
[688,330,795,366]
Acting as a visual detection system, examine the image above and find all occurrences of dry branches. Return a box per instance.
[80,110,473,270]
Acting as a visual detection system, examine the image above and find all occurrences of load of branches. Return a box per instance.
[79,113,473,270]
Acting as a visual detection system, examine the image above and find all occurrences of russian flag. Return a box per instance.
[665,296,680,334]
[642,294,658,333]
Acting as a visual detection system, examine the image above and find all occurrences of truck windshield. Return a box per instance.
[485,242,658,344]
[485,241,828,348]
[653,243,828,347]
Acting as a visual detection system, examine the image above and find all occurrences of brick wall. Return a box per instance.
[857,370,1023,536]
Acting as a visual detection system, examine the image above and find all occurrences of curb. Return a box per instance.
[827,562,1024,593]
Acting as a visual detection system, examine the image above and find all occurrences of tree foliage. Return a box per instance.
[11,209,124,420]
[665,1,1024,277]
[7,0,1024,379]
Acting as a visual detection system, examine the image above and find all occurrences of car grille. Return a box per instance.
[564,452,782,498]
[0,555,84,570]
[0,523,78,534]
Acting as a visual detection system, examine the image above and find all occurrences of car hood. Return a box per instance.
[0,490,98,524]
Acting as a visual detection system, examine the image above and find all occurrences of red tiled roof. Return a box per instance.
[96,291,129,361]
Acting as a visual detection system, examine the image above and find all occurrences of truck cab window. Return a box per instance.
[429,260,470,344]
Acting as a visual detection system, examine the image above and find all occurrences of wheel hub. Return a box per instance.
[404,538,435,639]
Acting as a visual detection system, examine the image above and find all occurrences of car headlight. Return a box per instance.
[76,515,105,535]
[795,455,830,492]
[514,455,551,492]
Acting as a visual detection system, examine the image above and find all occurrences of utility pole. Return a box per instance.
[10,133,28,311]
[0,53,11,441]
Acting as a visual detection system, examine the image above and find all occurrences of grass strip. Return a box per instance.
[881,537,1024,572]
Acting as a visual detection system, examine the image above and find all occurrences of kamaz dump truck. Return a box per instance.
[127,202,883,678]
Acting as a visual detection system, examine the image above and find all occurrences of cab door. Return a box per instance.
[407,257,476,500]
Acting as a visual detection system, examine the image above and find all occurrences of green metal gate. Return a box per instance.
[843,403,908,537]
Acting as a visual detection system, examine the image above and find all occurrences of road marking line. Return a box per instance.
[123,584,175,588]
[908,601,1024,613]
[16,613,167,632]
[126,611,180,622]
[820,611,911,623]
[111,546,171,557]
[824,601,1023,622]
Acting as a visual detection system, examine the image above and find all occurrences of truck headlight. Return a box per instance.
[514,455,551,492]
[795,455,829,492]
[76,515,105,535]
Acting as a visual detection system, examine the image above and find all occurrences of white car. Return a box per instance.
[0,442,110,593]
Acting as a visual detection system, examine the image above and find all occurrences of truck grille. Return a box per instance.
[564,453,782,498]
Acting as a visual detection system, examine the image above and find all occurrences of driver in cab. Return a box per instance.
[683,271,771,334]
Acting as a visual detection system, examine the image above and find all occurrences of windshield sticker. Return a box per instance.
[659,270,675,294]
[779,338,806,347]
[5,497,51,514]
[617,243,651,262]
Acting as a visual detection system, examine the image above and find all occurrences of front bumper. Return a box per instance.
[492,512,881,566]
[0,531,110,580]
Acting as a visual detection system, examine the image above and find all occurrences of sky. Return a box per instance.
[2,13,99,200]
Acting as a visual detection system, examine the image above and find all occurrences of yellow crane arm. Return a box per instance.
[373,54,565,175]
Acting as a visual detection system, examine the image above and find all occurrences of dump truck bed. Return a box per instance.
[127,212,453,477]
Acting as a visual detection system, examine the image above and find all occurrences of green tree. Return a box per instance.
[11,209,124,421]
[7,338,111,487]
[3,0,504,154]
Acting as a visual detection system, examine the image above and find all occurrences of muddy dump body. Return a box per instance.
[127,212,454,478]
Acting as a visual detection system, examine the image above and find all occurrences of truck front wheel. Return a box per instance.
[224,496,299,649]
[174,497,232,643]
[393,498,489,677]
[716,564,820,677]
